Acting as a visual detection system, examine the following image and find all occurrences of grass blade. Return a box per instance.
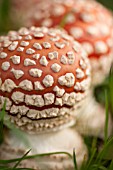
[104,90,109,144]
[85,148,97,170]
[73,149,78,170]
[12,150,31,170]
[0,100,6,144]
[0,151,72,164]
[109,65,113,116]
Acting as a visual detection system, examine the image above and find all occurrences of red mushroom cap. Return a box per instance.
[0,27,91,133]
[23,0,113,85]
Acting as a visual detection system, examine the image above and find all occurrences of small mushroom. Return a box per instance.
[0,26,91,133]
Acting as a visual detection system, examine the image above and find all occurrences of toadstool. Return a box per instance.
[22,0,113,85]
[0,26,91,169]
[0,26,91,133]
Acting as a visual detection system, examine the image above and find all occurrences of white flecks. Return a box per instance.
[19,80,33,91]
[10,105,19,114]
[74,82,82,91]
[10,55,20,64]
[26,48,35,54]
[44,93,55,105]
[43,75,54,87]
[55,98,63,106]
[11,68,24,79]
[95,41,108,54]
[39,56,48,66]
[61,33,72,41]
[75,93,83,102]
[62,93,76,106]
[82,42,94,55]
[60,55,68,65]
[32,54,40,60]
[20,41,29,47]
[48,51,58,60]
[3,40,12,47]
[0,52,7,59]
[33,43,42,50]
[46,108,59,117]
[1,62,10,71]
[29,68,42,78]
[50,36,60,42]
[17,47,24,52]
[25,95,44,107]
[1,79,17,92]
[48,30,56,37]
[80,13,95,23]
[67,51,75,65]
[53,86,65,97]
[42,42,51,49]
[11,91,25,104]
[18,27,29,35]
[70,27,84,39]
[18,105,29,115]
[41,19,53,27]
[51,63,61,72]
[79,59,87,70]
[34,81,44,91]
[25,35,32,40]
[55,42,65,49]
[87,26,99,36]
[8,41,18,51]
[65,13,76,24]
[80,78,91,91]
[52,5,65,16]
[27,109,38,119]
[24,58,36,66]
[86,68,91,77]
[10,35,22,41]
[73,41,81,53]
[76,68,85,79]
[58,73,75,87]
[33,32,44,38]
[0,96,12,110]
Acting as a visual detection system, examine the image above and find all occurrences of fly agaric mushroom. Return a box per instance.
[23,0,113,85]
[19,0,113,138]
[10,0,75,29]
[0,26,90,169]
[0,26,91,133]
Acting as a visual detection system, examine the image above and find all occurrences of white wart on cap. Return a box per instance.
[0,27,91,133]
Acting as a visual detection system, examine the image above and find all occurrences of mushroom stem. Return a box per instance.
[0,128,88,169]
[75,89,113,139]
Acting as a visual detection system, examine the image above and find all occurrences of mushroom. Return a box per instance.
[21,0,113,138]
[23,0,113,85]
[0,26,91,169]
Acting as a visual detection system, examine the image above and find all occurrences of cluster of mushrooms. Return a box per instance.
[0,0,113,169]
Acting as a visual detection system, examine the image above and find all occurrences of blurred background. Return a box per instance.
[0,0,113,35]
